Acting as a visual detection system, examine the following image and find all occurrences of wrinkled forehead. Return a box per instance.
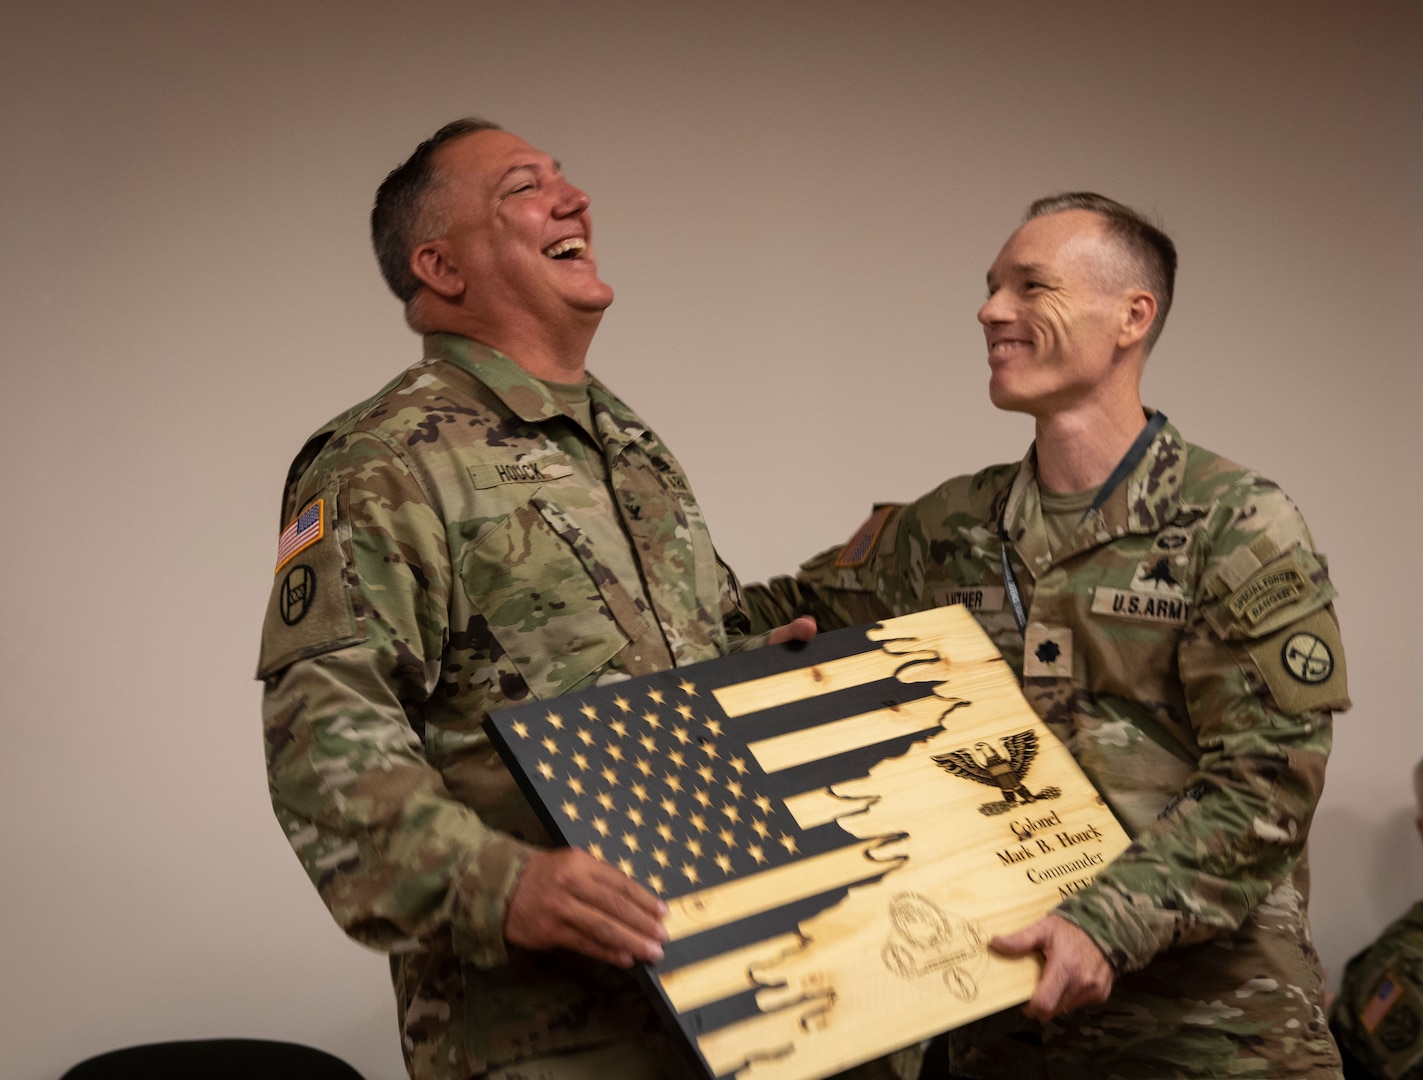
[435,129,556,191]
[988,210,1111,283]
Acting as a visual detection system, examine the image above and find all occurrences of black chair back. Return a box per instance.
[60,1038,366,1080]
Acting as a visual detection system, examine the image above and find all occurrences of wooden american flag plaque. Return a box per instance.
[485,606,1131,1080]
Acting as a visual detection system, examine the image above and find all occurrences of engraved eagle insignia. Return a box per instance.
[932,731,1062,817]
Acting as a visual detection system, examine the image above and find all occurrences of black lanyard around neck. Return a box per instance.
[997,412,1168,635]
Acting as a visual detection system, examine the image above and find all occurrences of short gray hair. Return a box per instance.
[1027,192,1178,350]
[371,118,503,304]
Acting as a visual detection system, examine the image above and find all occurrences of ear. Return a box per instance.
[1116,289,1157,350]
[409,240,466,301]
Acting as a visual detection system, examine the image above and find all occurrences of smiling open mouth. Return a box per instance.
[543,238,586,260]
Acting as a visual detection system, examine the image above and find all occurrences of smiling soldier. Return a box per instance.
[749,194,1351,1079]
[255,120,845,1080]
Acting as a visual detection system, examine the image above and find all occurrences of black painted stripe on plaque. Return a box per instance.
[682,987,767,1035]
[758,728,947,799]
[655,865,895,972]
[633,964,719,1080]
[692,621,879,691]
[724,675,941,741]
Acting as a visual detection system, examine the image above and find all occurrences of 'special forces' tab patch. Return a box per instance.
[835,505,897,568]
[1203,546,1337,643]
[1227,557,1318,628]
[1245,607,1350,716]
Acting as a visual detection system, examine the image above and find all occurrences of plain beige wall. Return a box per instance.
[3,2,1420,1077]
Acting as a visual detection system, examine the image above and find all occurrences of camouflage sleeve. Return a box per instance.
[744,553,884,634]
[259,431,536,968]
[715,549,759,650]
[745,506,910,635]
[1054,486,1350,974]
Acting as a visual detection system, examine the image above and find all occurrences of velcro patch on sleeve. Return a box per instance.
[275,498,324,573]
[1227,559,1317,628]
[1245,607,1350,715]
[257,484,364,678]
[835,505,896,568]
[1205,548,1336,641]
[1361,972,1404,1033]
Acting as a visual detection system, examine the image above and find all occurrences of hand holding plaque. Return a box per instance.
[486,605,1131,1080]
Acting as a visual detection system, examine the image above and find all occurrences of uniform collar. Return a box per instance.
[423,333,566,422]
[422,333,649,454]
[1001,410,1187,575]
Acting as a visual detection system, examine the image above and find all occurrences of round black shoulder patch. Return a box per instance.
[1281,632,1333,684]
[279,564,317,626]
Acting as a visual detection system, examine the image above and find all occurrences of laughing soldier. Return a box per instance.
[255,120,851,1080]
[750,194,1351,1079]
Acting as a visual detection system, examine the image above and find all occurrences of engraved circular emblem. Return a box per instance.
[279,564,317,626]
[890,893,951,948]
[881,893,988,1002]
[1379,1001,1420,1052]
[1281,632,1333,684]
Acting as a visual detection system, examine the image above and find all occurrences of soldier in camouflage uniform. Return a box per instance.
[257,120,836,1080]
[1329,760,1423,1080]
[749,194,1350,1079]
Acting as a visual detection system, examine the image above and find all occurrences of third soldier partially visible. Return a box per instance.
[750,193,1351,1079]
[1330,757,1423,1080]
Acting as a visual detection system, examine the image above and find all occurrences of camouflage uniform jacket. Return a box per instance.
[258,333,750,1079]
[1331,901,1423,1079]
[747,418,1350,1079]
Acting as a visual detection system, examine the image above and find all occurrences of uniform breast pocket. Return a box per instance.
[458,497,627,699]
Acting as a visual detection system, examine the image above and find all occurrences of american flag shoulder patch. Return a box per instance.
[834,505,897,568]
[1361,971,1405,1033]
[275,498,325,574]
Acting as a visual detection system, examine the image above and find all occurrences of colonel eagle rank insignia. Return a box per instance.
[933,731,1063,817]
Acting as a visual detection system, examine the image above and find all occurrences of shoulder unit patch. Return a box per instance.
[1362,972,1405,1033]
[1245,607,1350,715]
[275,498,324,573]
[835,505,897,568]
